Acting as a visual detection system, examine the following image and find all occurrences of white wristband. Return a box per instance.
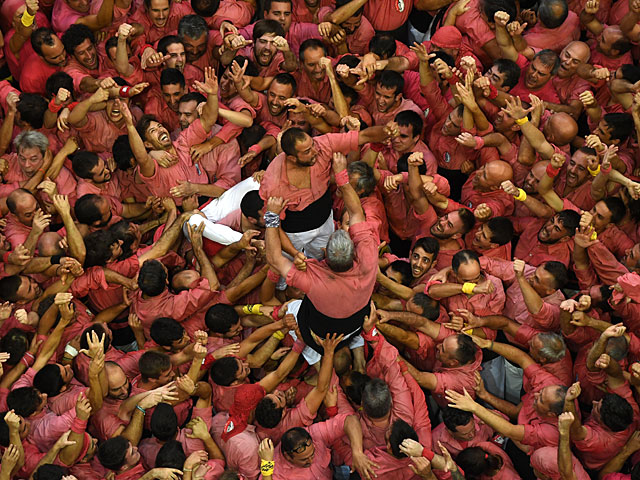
[64,344,79,357]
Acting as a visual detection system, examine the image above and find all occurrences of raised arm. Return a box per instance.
[120,100,155,178]
[494,11,519,61]
[264,197,294,277]
[333,152,365,224]
[193,67,219,133]
[537,153,565,212]
[187,222,220,291]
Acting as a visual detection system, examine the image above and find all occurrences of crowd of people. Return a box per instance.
[4,0,640,478]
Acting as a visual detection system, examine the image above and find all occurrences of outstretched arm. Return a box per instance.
[264,197,294,277]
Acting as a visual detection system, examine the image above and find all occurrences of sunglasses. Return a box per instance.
[290,439,312,454]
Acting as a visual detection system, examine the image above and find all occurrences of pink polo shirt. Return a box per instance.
[512,217,574,268]
[293,0,334,23]
[553,174,595,212]
[212,411,261,480]
[293,70,332,104]
[369,97,423,127]
[76,177,124,217]
[319,7,374,56]
[51,0,88,33]
[144,90,181,133]
[523,12,580,53]
[518,364,564,450]
[259,130,359,212]
[256,395,316,444]
[363,0,413,31]
[446,0,495,63]
[431,414,500,457]
[208,0,254,28]
[128,2,194,44]
[136,118,209,204]
[74,109,141,156]
[20,54,61,95]
[4,213,32,249]
[286,221,377,317]
[199,138,242,191]
[552,75,592,106]
[510,55,560,104]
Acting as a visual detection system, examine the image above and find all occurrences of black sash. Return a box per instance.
[281,188,332,233]
[297,295,370,354]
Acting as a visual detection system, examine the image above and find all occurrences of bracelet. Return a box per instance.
[68,101,79,111]
[119,86,131,98]
[588,165,601,177]
[514,188,527,202]
[461,282,476,295]
[20,352,35,368]
[272,331,285,340]
[2,251,10,263]
[335,169,349,187]
[21,9,35,27]
[136,405,146,415]
[473,136,485,150]
[248,144,263,155]
[267,269,280,283]
[38,168,46,175]
[601,164,612,175]
[260,460,275,476]
[264,211,280,228]
[546,163,560,178]
[242,304,263,315]
[48,98,64,113]
[590,230,598,241]
[183,468,193,472]
[514,117,529,126]
[64,344,79,357]
[487,84,498,99]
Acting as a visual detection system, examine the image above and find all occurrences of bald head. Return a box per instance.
[523,160,550,193]
[558,41,590,78]
[546,113,578,146]
[473,160,513,191]
[7,189,38,227]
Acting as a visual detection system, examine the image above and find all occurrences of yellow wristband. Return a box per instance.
[260,460,275,476]
[514,188,527,202]
[514,116,529,125]
[462,282,477,295]
[590,230,598,241]
[272,331,285,340]
[242,304,263,315]
[588,165,601,177]
[21,10,35,27]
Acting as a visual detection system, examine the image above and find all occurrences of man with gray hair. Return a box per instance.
[0,131,78,209]
[265,152,378,354]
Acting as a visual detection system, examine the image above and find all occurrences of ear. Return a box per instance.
[488,242,499,250]
[143,140,154,150]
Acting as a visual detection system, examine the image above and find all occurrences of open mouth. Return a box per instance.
[159,132,169,142]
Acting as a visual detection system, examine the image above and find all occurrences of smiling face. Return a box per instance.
[255,34,278,67]
[162,83,185,112]
[73,38,98,70]
[144,120,172,150]
[106,98,128,124]
[266,81,293,116]
[430,211,463,239]
[147,0,170,28]
[410,246,434,279]
[472,223,496,250]
[264,1,292,32]
[182,33,207,63]
[302,47,326,82]
[164,42,186,71]
[565,150,591,187]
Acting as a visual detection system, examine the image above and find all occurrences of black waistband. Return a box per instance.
[281,188,332,233]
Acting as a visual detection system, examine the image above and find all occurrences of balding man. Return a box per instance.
[523,0,581,53]
[546,42,592,118]
[4,189,47,250]
[460,160,515,220]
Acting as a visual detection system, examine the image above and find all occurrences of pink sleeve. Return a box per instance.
[587,242,629,285]
[420,80,450,120]
[12,367,36,390]
[479,257,516,284]
[215,120,243,143]
[513,324,538,345]
[260,120,282,138]
[172,280,219,319]
[0,81,20,114]
[402,371,432,450]
[226,437,260,480]
[117,350,145,379]
[522,422,559,449]
[71,267,109,298]
[31,408,77,450]
[308,413,348,445]
[530,302,561,330]
[483,195,514,218]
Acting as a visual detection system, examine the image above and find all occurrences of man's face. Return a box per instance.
[73,38,98,69]
[525,58,553,90]
[144,120,172,150]
[493,110,516,132]
[182,33,207,63]
[178,100,199,130]
[522,165,545,193]
[622,244,640,271]
[374,85,399,113]
[15,195,38,227]
[528,265,556,296]
[558,44,587,77]
[108,370,131,400]
[533,386,559,417]
[16,275,42,303]
[471,163,497,191]
[593,119,614,144]
[125,442,141,467]
[590,201,612,232]
[288,111,311,133]
[66,0,90,13]
[302,47,326,82]
[224,320,243,338]
[220,69,238,99]
[89,158,112,184]
[95,197,113,227]
[441,108,462,136]
[255,34,279,67]
[161,83,185,112]
[538,215,568,244]
[566,150,591,187]
[410,246,434,279]
[266,81,293,116]
[41,36,66,67]
[292,135,318,167]
[164,43,186,71]
[169,331,190,352]
[342,13,362,34]
[391,124,418,153]
[455,261,482,284]
[598,27,622,56]
[430,211,463,239]
[450,418,476,441]
[57,363,74,385]
[235,357,250,381]
[484,64,507,91]
[265,1,292,32]
[436,335,459,365]
[156,366,176,385]
[147,0,170,28]
[286,441,315,467]
[105,98,128,124]
[17,147,44,177]
[472,223,495,250]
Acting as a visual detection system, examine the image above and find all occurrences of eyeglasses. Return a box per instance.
[290,440,312,454]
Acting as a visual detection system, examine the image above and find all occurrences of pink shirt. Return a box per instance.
[523,12,580,53]
[369,97,423,127]
[74,111,132,156]
[431,415,500,457]
[20,54,60,94]
[319,7,374,56]
[63,52,109,93]
[209,0,254,28]
[136,118,210,204]
[510,55,560,104]
[447,0,495,63]
[51,0,85,33]
[513,217,573,267]
[145,90,181,133]
[212,411,261,480]
[270,414,348,480]
[199,138,242,190]
[460,175,515,217]
[293,0,334,23]
[363,0,413,31]
[256,395,316,444]
[518,364,564,450]
[293,70,332,104]
[259,131,359,212]
[286,221,377,317]
[552,75,592,106]
[76,177,124,217]
[128,2,194,44]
